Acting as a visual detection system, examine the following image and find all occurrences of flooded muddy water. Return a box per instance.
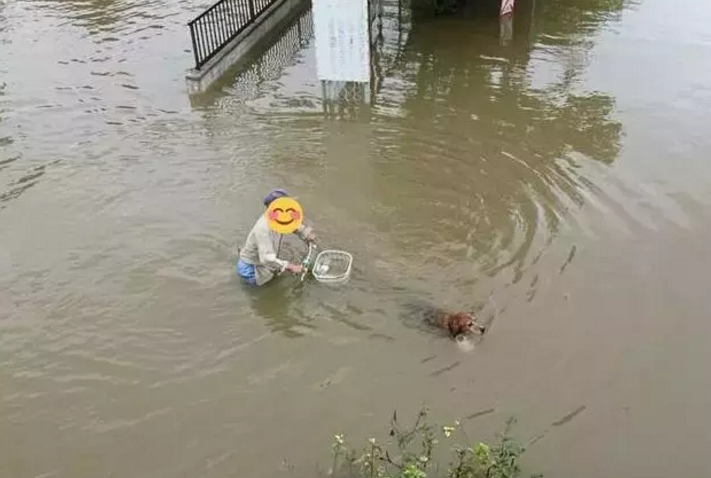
[2,0,711,477]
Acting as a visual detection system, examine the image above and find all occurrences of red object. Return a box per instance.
[500,0,514,16]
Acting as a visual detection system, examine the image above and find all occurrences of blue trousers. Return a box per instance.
[236,259,257,286]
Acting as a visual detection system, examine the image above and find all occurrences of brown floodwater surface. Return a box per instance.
[1,0,711,477]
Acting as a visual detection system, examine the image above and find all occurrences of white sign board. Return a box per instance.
[312,0,370,82]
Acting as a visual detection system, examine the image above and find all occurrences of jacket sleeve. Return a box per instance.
[255,227,289,272]
[294,221,314,243]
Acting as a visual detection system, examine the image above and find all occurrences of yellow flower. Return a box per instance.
[334,434,344,445]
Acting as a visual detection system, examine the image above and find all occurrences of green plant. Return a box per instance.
[327,406,540,478]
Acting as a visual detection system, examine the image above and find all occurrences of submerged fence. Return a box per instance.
[188,0,280,70]
[251,8,314,84]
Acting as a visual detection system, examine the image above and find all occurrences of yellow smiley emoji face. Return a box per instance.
[265,197,303,234]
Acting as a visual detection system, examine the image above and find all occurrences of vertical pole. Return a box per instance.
[224,0,236,33]
[397,0,402,52]
[205,12,216,55]
[199,20,210,63]
[529,0,537,44]
[367,0,373,104]
[189,22,200,69]
[249,0,256,19]
[297,11,302,45]
[199,20,209,66]
[217,3,228,45]
[322,81,326,117]
[378,0,383,38]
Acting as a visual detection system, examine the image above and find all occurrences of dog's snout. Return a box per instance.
[472,321,486,334]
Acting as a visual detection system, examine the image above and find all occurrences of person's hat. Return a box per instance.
[263,188,289,207]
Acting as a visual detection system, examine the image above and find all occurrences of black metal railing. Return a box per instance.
[188,0,280,70]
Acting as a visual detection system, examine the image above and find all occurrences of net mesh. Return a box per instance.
[312,250,353,283]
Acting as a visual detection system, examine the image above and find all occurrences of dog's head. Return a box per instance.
[445,312,486,338]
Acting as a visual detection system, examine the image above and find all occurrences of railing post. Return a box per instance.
[297,14,302,45]
[189,22,201,70]
[248,0,256,18]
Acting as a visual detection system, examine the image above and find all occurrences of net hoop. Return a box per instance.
[311,249,353,284]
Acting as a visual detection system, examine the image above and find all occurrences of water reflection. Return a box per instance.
[190,1,387,118]
[36,0,184,34]
[0,80,30,214]
[189,7,316,109]
[367,0,624,282]
[190,0,627,290]
[245,279,318,338]
[0,164,49,213]
[3,0,710,476]
[536,0,632,42]
[322,81,372,120]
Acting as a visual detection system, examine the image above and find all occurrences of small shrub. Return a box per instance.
[326,406,541,478]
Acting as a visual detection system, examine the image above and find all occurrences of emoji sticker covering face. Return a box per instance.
[265,197,303,234]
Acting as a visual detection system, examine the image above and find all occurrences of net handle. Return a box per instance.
[300,242,317,282]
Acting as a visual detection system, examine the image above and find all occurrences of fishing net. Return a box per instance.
[311,250,353,284]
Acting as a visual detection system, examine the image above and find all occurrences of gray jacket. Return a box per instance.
[238,214,313,286]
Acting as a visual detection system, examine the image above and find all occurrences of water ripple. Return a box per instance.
[2,1,711,477]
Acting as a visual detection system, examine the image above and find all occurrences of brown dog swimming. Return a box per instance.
[435,310,486,338]
[404,299,486,339]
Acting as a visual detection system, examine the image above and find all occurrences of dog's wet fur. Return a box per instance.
[404,299,486,339]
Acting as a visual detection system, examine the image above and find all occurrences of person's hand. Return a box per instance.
[285,263,304,274]
[301,226,317,244]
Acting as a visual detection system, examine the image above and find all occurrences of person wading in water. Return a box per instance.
[236,189,317,287]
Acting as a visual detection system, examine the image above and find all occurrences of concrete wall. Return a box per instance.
[185,0,311,95]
